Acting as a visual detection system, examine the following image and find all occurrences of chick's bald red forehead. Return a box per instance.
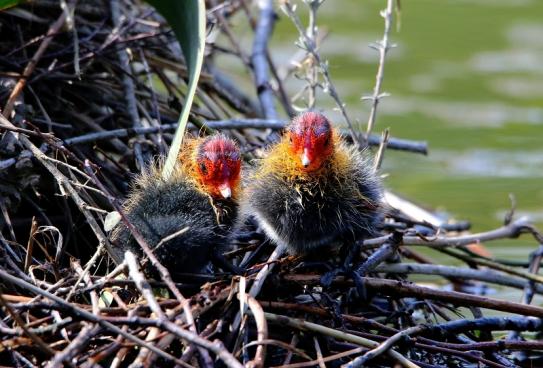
[197,134,241,162]
[289,111,331,136]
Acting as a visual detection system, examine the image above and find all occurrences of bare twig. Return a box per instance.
[280,0,362,147]
[262,311,419,368]
[362,0,395,138]
[252,0,278,119]
[61,119,428,154]
[3,10,67,117]
[283,274,543,317]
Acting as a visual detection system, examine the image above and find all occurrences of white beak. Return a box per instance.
[219,184,232,199]
[301,148,311,167]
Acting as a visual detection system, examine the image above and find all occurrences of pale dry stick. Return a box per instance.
[46,325,102,368]
[373,128,390,172]
[110,0,144,170]
[313,336,326,368]
[361,217,534,250]
[274,347,365,368]
[124,251,243,368]
[73,260,98,310]
[281,1,362,147]
[347,325,421,368]
[351,316,543,368]
[363,0,395,139]
[24,217,38,273]
[261,312,420,368]
[124,251,189,368]
[242,339,311,362]
[211,0,252,72]
[3,11,67,117]
[59,0,79,77]
[240,295,268,368]
[282,334,300,365]
[51,258,101,365]
[252,0,278,120]
[231,245,286,332]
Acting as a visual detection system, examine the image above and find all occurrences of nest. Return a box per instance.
[1,1,543,367]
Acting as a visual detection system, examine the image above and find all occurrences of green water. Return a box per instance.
[267,0,543,262]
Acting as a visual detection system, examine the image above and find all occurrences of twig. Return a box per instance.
[439,248,543,284]
[0,115,120,265]
[262,311,419,368]
[356,239,399,276]
[46,325,101,368]
[3,10,67,117]
[0,293,57,358]
[375,263,543,293]
[61,119,428,154]
[252,0,278,119]
[362,0,395,138]
[0,268,196,366]
[283,274,543,317]
[274,346,365,368]
[373,128,390,172]
[280,0,362,147]
[232,245,286,332]
[361,217,534,250]
[242,295,268,368]
[352,315,543,367]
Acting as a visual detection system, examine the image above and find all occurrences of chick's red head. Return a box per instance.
[195,135,241,199]
[287,112,334,171]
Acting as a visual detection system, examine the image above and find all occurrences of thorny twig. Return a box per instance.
[281,0,363,147]
[362,0,395,139]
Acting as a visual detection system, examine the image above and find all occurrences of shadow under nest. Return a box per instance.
[1,1,543,368]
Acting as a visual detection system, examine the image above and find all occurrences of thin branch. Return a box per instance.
[283,274,543,317]
[262,311,419,368]
[3,10,67,117]
[280,0,363,147]
[252,0,278,119]
[363,0,394,138]
[375,263,543,293]
[61,119,428,154]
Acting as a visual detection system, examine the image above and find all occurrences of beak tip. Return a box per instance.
[301,154,311,168]
[219,186,232,199]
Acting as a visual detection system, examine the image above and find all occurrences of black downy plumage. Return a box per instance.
[242,112,384,255]
[110,135,241,278]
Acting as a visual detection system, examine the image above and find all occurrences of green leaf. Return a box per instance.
[146,0,206,180]
[0,0,24,11]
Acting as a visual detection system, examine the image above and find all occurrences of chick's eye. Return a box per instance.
[199,162,207,174]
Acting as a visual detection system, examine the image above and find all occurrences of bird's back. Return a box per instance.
[111,171,236,277]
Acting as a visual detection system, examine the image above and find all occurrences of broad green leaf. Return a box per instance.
[0,0,23,11]
[145,0,206,180]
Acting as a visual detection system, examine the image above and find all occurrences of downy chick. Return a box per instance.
[242,111,383,255]
[111,134,241,278]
